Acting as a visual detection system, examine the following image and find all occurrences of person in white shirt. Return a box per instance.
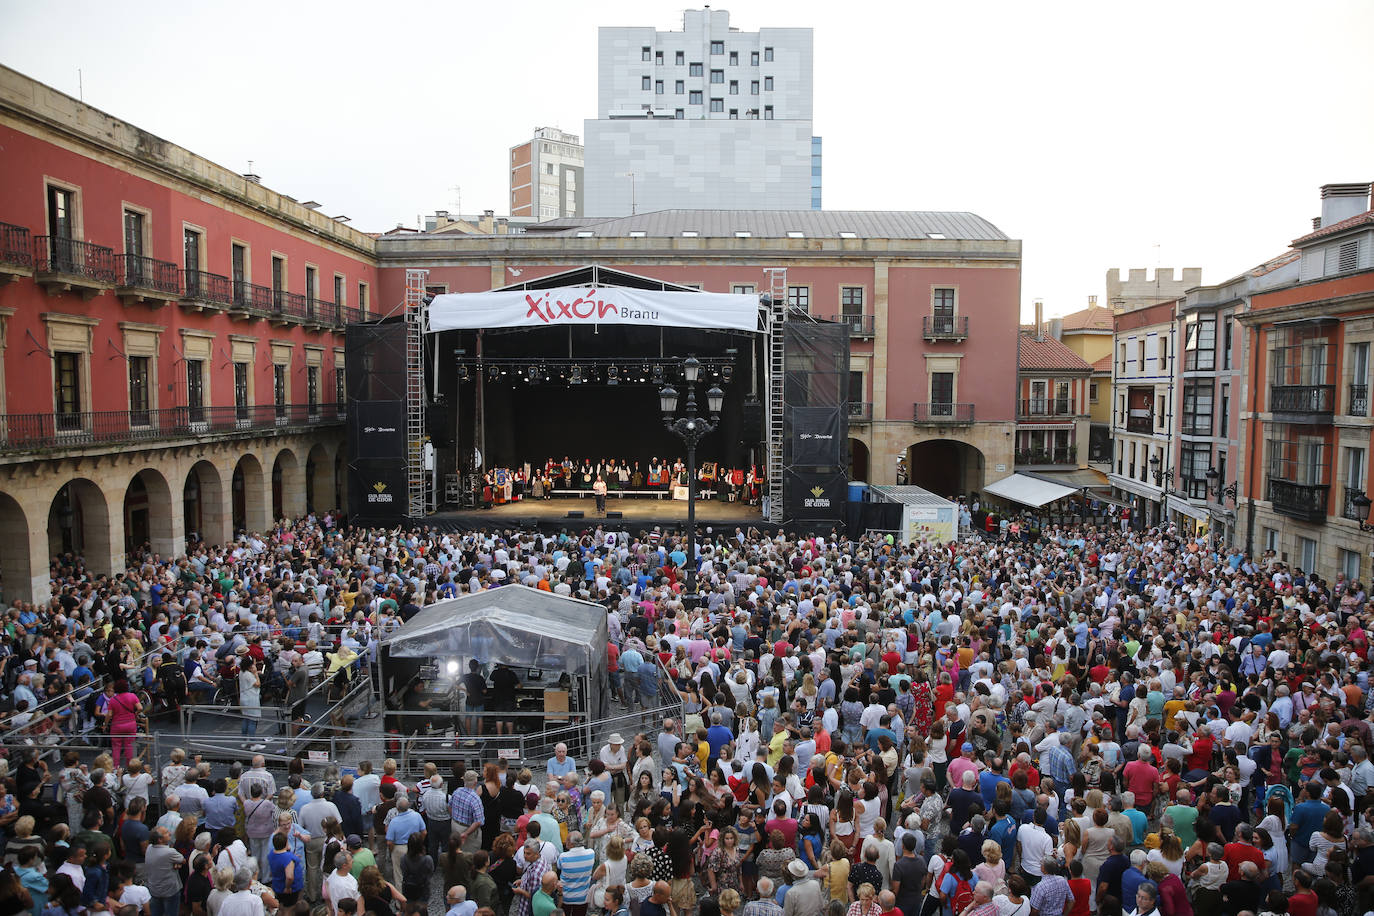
[1017,809,1055,879]
[218,870,267,916]
[322,852,359,916]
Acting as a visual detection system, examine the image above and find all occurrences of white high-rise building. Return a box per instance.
[510,127,584,219]
[584,9,819,216]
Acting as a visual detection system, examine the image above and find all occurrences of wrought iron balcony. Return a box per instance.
[1125,416,1155,434]
[923,315,969,341]
[270,289,311,323]
[33,236,117,293]
[1270,384,1335,421]
[1019,398,1077,417]
[913,402,974,424]
[1266,477,1330,522]
[117,254,182,303]
[1345,486,1369,522]
[827,313,875,338]
[1015,447,1077,466]
[0,221,34,281]
[181,269,235,307]
[1350,383,1369,417]
[848,401,872,422]
[0,403,344,453]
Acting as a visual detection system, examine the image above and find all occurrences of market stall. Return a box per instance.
[868,485,959,545]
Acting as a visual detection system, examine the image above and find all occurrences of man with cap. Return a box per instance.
[781,858,824,916]
[346,835,376,879]
[600,733,629,808]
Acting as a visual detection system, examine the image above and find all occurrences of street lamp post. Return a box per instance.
[660,356,724,609]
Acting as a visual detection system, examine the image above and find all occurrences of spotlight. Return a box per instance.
[457,364,470,381]
[721,363,734,382]
[487,364,500,380]
[526,365,541,383]
[445,659,459,675]
[607,365,620,385]
[641,363,652,375]
[570,365,583,384]
[650,364,665,384]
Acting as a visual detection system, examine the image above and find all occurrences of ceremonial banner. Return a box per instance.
[428,286,758,332]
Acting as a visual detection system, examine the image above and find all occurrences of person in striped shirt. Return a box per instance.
[557,832,596,916]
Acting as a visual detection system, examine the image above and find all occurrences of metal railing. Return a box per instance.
[913,402,975,423]
[0,402,344,450]
[1351,383,1369,417]
[120,254,182,294]
[923,315,969,340]
[34,236,117,282]
[1125,416,1154,433]
[182,269,235,305]
[1270,383,1335,416]
[848,401,872,421]
[1267,477,1329,522]
[1014,447,1076,466]
[1019,398,1077,417]
[826,314,874,337]
[1,221,33,267]
[1345,486,1368,522]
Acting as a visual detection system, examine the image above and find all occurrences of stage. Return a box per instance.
[427,494,763,530]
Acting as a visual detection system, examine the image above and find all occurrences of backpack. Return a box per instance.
[939,861,974,915]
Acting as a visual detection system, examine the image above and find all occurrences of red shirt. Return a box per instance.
[1223,841,1266,882]
[1287,890,1318,916]
[606,642,619,673]
[935,684,955,719]
[1009,760,1041,788]
[1067,877,1092,916]
[1123,760,1160,806]
[1186,734,1214,772]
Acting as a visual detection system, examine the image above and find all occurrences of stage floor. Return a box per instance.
[428,495,763,529]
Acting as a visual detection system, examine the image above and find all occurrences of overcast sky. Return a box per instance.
[3,0,1372,319]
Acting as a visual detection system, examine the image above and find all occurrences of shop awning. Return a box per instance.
[983,473,1079,508]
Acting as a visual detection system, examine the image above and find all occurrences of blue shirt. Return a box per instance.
[1290,799,1331,845]
[1123,807,1147,844]
[1120,867,1147,908]
[557,847,596,905]
[547,757,577,779]
[386,809,426,844]
[203,795,239,832]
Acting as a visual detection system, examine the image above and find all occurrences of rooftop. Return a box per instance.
[1091,353,1114,373]
[1056,305,1115,332]
[1019,333,1094,372]
[1291,209,1374,246]
[525,209,1009,241]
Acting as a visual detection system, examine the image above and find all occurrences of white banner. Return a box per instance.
[427,286,758,332]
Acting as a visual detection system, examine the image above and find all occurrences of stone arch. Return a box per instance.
[900,439,985,499]
[0,491,35,603]
[271,446,304,521]
[47,478,113,574]
[184,460,228,546]
[123,467,174,559]
[847,437,871,482]
[305,442,335,515]
[232,453,267,536]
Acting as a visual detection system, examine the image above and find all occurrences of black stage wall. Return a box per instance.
[781,320,850,528]
[346,320,408,525]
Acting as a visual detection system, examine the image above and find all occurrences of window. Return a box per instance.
[1159,334,1168,368]
[710,98,723,112]
[1351,342,1370,416]
[1219,383,1230,436]
[841,287,864,317]
[1222,318,1233,369]
[642,75,651,90]
[680,231,698,238]
[335,366,346,406]
[272,256,285,308]
[1180,442,1211,499]
[732,284,756,294]
[1182,380,1214,435]
[1137,339,1145,368]
[710,40,724,55]
[787,286,809,310]
[849,370,864,404]
[689,62,703,76]
[274,364,287,417]
[729,79,738,95]
[764,105,774,119]
[931,372,954,407]
[1340,548,1361,582]
[710,69,724,83]
[357,282,368,315]
[787,231,804,239]
[231,243,247,303]
[307,365,320,416]
[729,51,738,65]
[1338,240,1360,273]
[47,185,77,270]
[1089,382,1098,403]
[751,80,760,95]
[1298,536,1317,573]
[128,356,150,425]
[1263,527,1278,552]
[234,362,250,419]
[675,51,684,65]
[729,109,738,119]
[689,90,702,105]
[54,351,81,428]
[123,209,145,257]
[675,80,684,94]
[655,50,663,65]
[764,46,774,61]
[183,227,201,286]
[1346,446,1366,494]
[765,76,774,91]
[545,162,554,174]
[304,265,317,310]
[1029,380,1048,414]
[186,359,205,423]
[675,109,684,119]
[933,288,955,317]
[1184,316,1217,371]
[334,275,344,310]
[655,80,664,94]
[1119,343,1126,373]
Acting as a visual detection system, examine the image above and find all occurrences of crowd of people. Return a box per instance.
[2,510,1374,916]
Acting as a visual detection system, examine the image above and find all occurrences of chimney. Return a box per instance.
[1034,299,1044,340]
[1319,182,1373,229]
[243,172,261,184]
[1088,295,1097,308]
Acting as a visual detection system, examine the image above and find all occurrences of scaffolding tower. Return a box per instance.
[764,267,787,524]
[404,269,430,518]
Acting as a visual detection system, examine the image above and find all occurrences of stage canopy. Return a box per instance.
[983,473,1079,508]
[428,275,758,332]
[383,585,610,676]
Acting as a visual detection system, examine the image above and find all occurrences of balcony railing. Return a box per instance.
[913,402,974,424]
[119,254,182,295]
[34,236,117,283]
[923,315,969,341]
[271,289,311,322]
[1270,384,1335,419]
[1,221,33,269]
[1015,447,1076,466]
[1267,477,1330,522]
[1350,383,1369,417]
[827,314,875,338]
[1019,398,1077,417]
[0,403,344,452]
[1125,416,1155,434]
[182,269,235,306]
[848,401,872,422]
[1344,486,1369,522]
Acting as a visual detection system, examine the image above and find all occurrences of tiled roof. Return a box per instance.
[1020,333,1094,372]
[1057,305,1115,331]
[1091,353,1114,373]
[1291,209,1374,246]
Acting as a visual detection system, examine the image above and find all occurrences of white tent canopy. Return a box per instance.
[983,473,1079,508]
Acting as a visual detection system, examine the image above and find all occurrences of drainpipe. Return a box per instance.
[1244,303,1259,556]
